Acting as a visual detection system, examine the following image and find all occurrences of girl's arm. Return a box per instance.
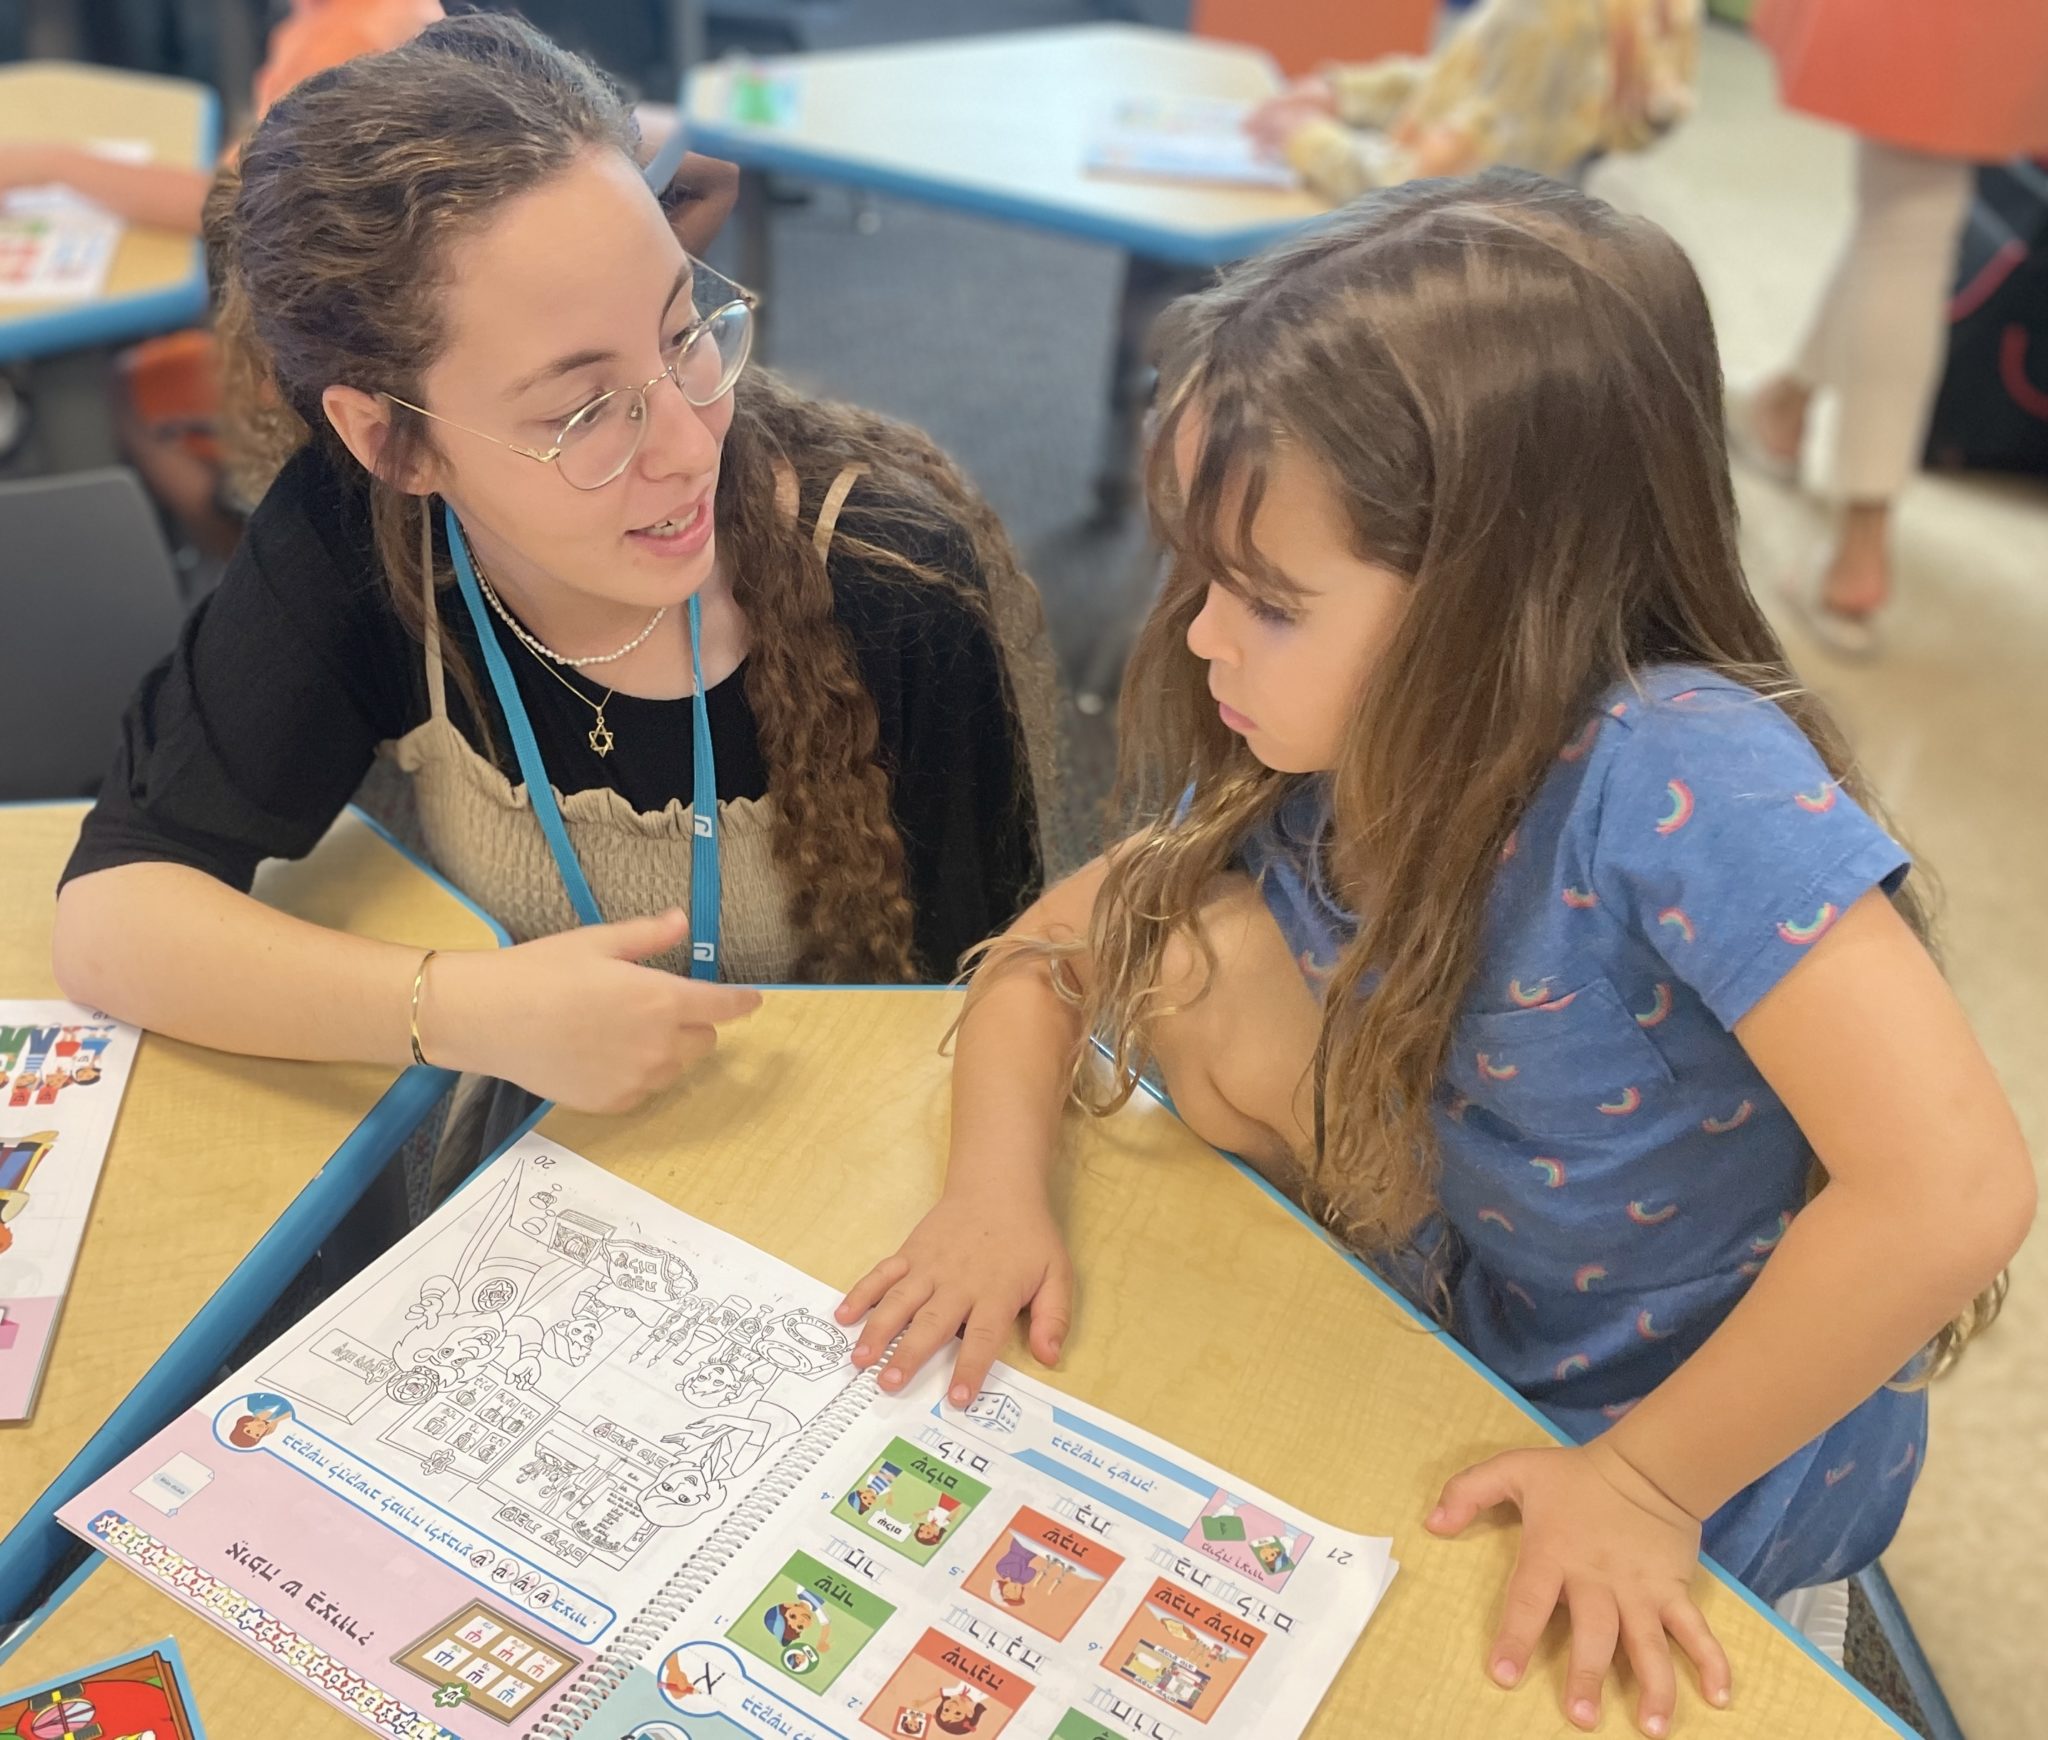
[0,143,211,235]
[54,866,761,1114]
[835,853,1112,1400]
[1601,888,2032,1509]
[1431,890,2033,1735]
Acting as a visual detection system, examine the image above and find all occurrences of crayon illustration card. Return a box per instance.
[727,1550,894,1693]
[965,1506,1121,1641]
[1105,1578,1266,1722]
[1188,1490,1313,1591]
[833,1436,990,1566]
[860,1629,1031,1737]
[0,1637,206,1738]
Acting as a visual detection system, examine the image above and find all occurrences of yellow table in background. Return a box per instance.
[6,990,1912,1736]
[0,801,503,1611]
[0,62,218,361]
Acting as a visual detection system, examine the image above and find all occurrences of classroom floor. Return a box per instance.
[1590,29,2047,1740]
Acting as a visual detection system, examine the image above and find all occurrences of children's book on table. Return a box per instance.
[1083,97,1301,191]
[0,1000,140,1420]
[58,1134,1397,1738]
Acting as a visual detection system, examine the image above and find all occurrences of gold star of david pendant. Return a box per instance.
[588,716,615,757]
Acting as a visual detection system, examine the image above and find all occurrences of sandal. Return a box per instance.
[1725,387,1804,487]
[1777,549,1885,662]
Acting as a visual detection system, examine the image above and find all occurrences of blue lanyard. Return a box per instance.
[443,505,722,981]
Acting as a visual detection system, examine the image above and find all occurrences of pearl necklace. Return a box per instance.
[475,566,667,668]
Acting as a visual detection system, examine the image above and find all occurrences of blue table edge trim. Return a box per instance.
[1122,1067,1922,1738]
[0,85,220,364]
[686,121,1329,268]
[344,801,512,947]
[0,1555,99,1672]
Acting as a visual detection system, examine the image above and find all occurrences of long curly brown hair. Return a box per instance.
[202,12,1052,982]
[1075,171,1999,1376]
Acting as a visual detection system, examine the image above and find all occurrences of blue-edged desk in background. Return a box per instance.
[0,63,218,363]
[686,24,1333,520]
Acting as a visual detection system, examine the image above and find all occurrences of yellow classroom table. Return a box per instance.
[0,63,219,361]
[0,802,501,1551]
[4,991,1911,1736]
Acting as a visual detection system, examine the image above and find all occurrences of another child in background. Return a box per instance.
[1247,0,1699,203]
[0,0,737,555]
[838,173,2033,1736]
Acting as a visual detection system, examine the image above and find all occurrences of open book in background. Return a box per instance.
[61,1136,1395,1738]
[0,1001,140,1419]
[0,138,149,303]
[1084,97,1301,191]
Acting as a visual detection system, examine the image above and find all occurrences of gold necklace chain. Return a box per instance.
[473,556,620,757]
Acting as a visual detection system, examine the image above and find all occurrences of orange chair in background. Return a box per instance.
[1191,0,1438,78]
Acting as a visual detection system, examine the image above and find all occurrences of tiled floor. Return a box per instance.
[1595,29,2047,1739]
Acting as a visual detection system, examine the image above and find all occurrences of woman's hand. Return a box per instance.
[1426,1439,1732,1736]
[835,1182,1073,1406]
[423,908,762,1113]
[1246,76,1338,153]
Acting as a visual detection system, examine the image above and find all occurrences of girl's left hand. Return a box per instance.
[1426,1440,1733,1736]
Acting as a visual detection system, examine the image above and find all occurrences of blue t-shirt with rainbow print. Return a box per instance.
[1237,665,1926,1599]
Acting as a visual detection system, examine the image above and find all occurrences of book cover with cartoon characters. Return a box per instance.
[0,1001,139,1419]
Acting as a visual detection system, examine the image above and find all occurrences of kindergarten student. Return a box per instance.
[839,172,2034,1735]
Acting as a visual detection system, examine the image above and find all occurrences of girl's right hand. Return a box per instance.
[836,1183,1073,1407]
[423,908,762,1113]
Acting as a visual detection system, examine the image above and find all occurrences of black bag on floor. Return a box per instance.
[1924,159,2048,478]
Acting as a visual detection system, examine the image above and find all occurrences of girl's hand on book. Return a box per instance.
[1426,1440,1731,1736]
[421,910,762,1114]
[835,1183,1073,1406]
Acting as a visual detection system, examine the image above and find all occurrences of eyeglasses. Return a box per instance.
[385,266,759,491]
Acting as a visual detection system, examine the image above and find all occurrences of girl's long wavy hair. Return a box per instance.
[203,12,1052,981]
[1077,170,1998,1377]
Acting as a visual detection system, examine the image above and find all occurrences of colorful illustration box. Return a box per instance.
[1189,1490,1313,1591]
[833,1436,990,1566]
[1106,1578,1267,1722]
[727,1550,895,1694]
[861,1629,1032,1738]
[966,1506,1122,1641]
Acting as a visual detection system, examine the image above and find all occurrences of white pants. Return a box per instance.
[1793,138,1976,503]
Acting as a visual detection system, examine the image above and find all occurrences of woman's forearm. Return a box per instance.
[53,862,427,1066]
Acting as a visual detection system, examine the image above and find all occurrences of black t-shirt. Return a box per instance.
[64,443,1040,978]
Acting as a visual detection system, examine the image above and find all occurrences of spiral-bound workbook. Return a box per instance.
[60,1135,1396,1740]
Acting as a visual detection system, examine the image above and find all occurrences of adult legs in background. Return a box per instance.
[1744,137,1975,635]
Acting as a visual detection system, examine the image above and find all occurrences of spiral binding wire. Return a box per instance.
[534,1365,881,1736]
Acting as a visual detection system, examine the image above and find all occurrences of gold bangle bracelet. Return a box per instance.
[410,949,440,1068]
